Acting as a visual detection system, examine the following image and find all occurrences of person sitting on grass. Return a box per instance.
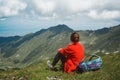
[47,32,85,74]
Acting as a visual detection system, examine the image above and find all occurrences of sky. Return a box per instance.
[0,0,120,36]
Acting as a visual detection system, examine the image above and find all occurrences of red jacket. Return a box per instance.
[59,42,84,73]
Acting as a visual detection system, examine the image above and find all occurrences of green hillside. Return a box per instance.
[0,24,73,67]
[0,53,120,80]
[84,25,120,54]
[0,24,120,69]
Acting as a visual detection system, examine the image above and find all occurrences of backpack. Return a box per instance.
[77,54,102,72]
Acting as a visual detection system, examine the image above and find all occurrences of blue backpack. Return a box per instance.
[77,54,102,72]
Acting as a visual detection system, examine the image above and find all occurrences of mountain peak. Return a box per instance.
[48,24,74,33]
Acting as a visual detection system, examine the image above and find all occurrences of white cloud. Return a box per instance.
[0,0,120,20]
[33,0,55,15]
[88,10,120,20]
[0,0,27,18]
[31,0,120,20]
[0,0,120,36]
[65,0,93,12]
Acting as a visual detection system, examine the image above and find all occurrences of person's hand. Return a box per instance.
[58,48,62,51]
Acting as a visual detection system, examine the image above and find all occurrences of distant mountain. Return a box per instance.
[82,25,120,53]
[0,24,119,68]
[0,24,73,67]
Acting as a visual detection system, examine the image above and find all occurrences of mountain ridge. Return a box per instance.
[0,24,120,68]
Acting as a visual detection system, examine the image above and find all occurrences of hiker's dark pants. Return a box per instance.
[52,52,66,69]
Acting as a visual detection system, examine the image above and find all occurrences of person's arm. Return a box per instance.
[58,45,73,56]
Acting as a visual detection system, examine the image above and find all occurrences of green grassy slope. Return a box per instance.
[0,25,72,67]
[0,24,119,72]
[0,53,119,80]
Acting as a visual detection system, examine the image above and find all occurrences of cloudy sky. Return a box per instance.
[0,0,120,36]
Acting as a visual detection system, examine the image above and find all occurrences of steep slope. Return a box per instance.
[85,25,120,53]
[0,24,73,66]
[0,24,119,68]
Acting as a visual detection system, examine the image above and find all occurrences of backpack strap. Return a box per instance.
[88,54,100,61]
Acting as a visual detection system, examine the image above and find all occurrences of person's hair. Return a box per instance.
[70,32,80,42]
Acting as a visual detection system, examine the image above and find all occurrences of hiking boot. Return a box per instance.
[47,60,54,70]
